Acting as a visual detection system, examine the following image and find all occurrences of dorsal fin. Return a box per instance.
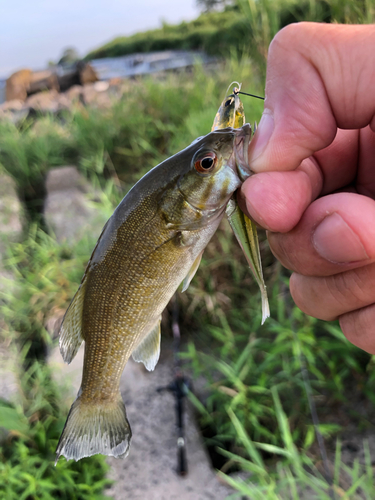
[181,251,203,292]
[59,279,87,364]
[132,319,161,371]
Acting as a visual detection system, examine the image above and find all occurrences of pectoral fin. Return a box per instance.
[132,318,161,371]
[59,279,87,364]
[181,251,203,292]
[226,199,270,324]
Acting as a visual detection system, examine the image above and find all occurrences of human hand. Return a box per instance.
[240,22,375,353]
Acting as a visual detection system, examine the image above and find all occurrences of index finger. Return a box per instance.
[248,22,375,173]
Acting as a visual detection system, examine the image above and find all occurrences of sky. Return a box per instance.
[0,0,201,78]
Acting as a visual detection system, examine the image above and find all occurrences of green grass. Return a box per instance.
[0,225,113,499]
[0,362,112,500]
[85,9,251,60]
[218,393,375,499]
[85,0,375,79]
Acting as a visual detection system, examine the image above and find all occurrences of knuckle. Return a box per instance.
[330,267,372,310]
[340,305,375,354]
[270,24,303,51]
[290,274,336,321]
[268,233,295,271]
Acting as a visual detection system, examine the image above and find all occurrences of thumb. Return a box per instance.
[249,23,375,173]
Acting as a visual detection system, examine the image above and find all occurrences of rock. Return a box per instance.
[24,89,69,114]
[0,99,24,112]
[0,173,23,405]
[56,67,81,92]
[28,70,60,95]
[0,108,29,124]
[25,90,59,113]
[55,93,71,110]
[82,83,112,108]
[0,173,23,252]
[0,172,23,297]
[93,81,109,92]
[43,166,105,242]
[64,84,83,104]
[5,69,32,101]
[0,99,29,123]
[0,341,19,402]
[79,63,98,86]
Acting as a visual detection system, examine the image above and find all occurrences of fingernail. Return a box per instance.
[313,213,369,263]
[249,111,274,170]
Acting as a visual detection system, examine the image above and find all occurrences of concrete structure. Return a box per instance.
[90,50,217,80]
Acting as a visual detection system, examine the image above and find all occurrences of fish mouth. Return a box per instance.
[234,124,252,182]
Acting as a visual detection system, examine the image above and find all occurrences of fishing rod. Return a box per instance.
[157,295,191,476]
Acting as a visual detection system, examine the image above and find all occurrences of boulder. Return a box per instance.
[0,99,24,112]
[82,83,112,108]
[28,69,60,95]
[43,166,105,242]
[0,172,23,252]
[0,342,19,402]
[0,172,23,299]
[0,173,23,405]
[24,90,70,114]
[0,100,29,123]
[64,84,83,104]
[93,81,109,92]
[79,63,98,85]
[5,69,32,101]
[24,90,60,113]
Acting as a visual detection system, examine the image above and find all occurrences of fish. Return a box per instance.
[55,124,252,463]
[212,83,270,324]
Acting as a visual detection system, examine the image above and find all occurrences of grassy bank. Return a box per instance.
[86,0,375,74]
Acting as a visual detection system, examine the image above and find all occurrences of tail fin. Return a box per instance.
[55,392,131,463]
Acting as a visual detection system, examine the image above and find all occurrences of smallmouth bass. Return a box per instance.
[56,125,252,463]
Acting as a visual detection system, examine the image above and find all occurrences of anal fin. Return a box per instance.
[132,318,161,371]
[59,279,87,364]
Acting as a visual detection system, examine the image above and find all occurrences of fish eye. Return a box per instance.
[224,97,234,107]
[194,152,218,174]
